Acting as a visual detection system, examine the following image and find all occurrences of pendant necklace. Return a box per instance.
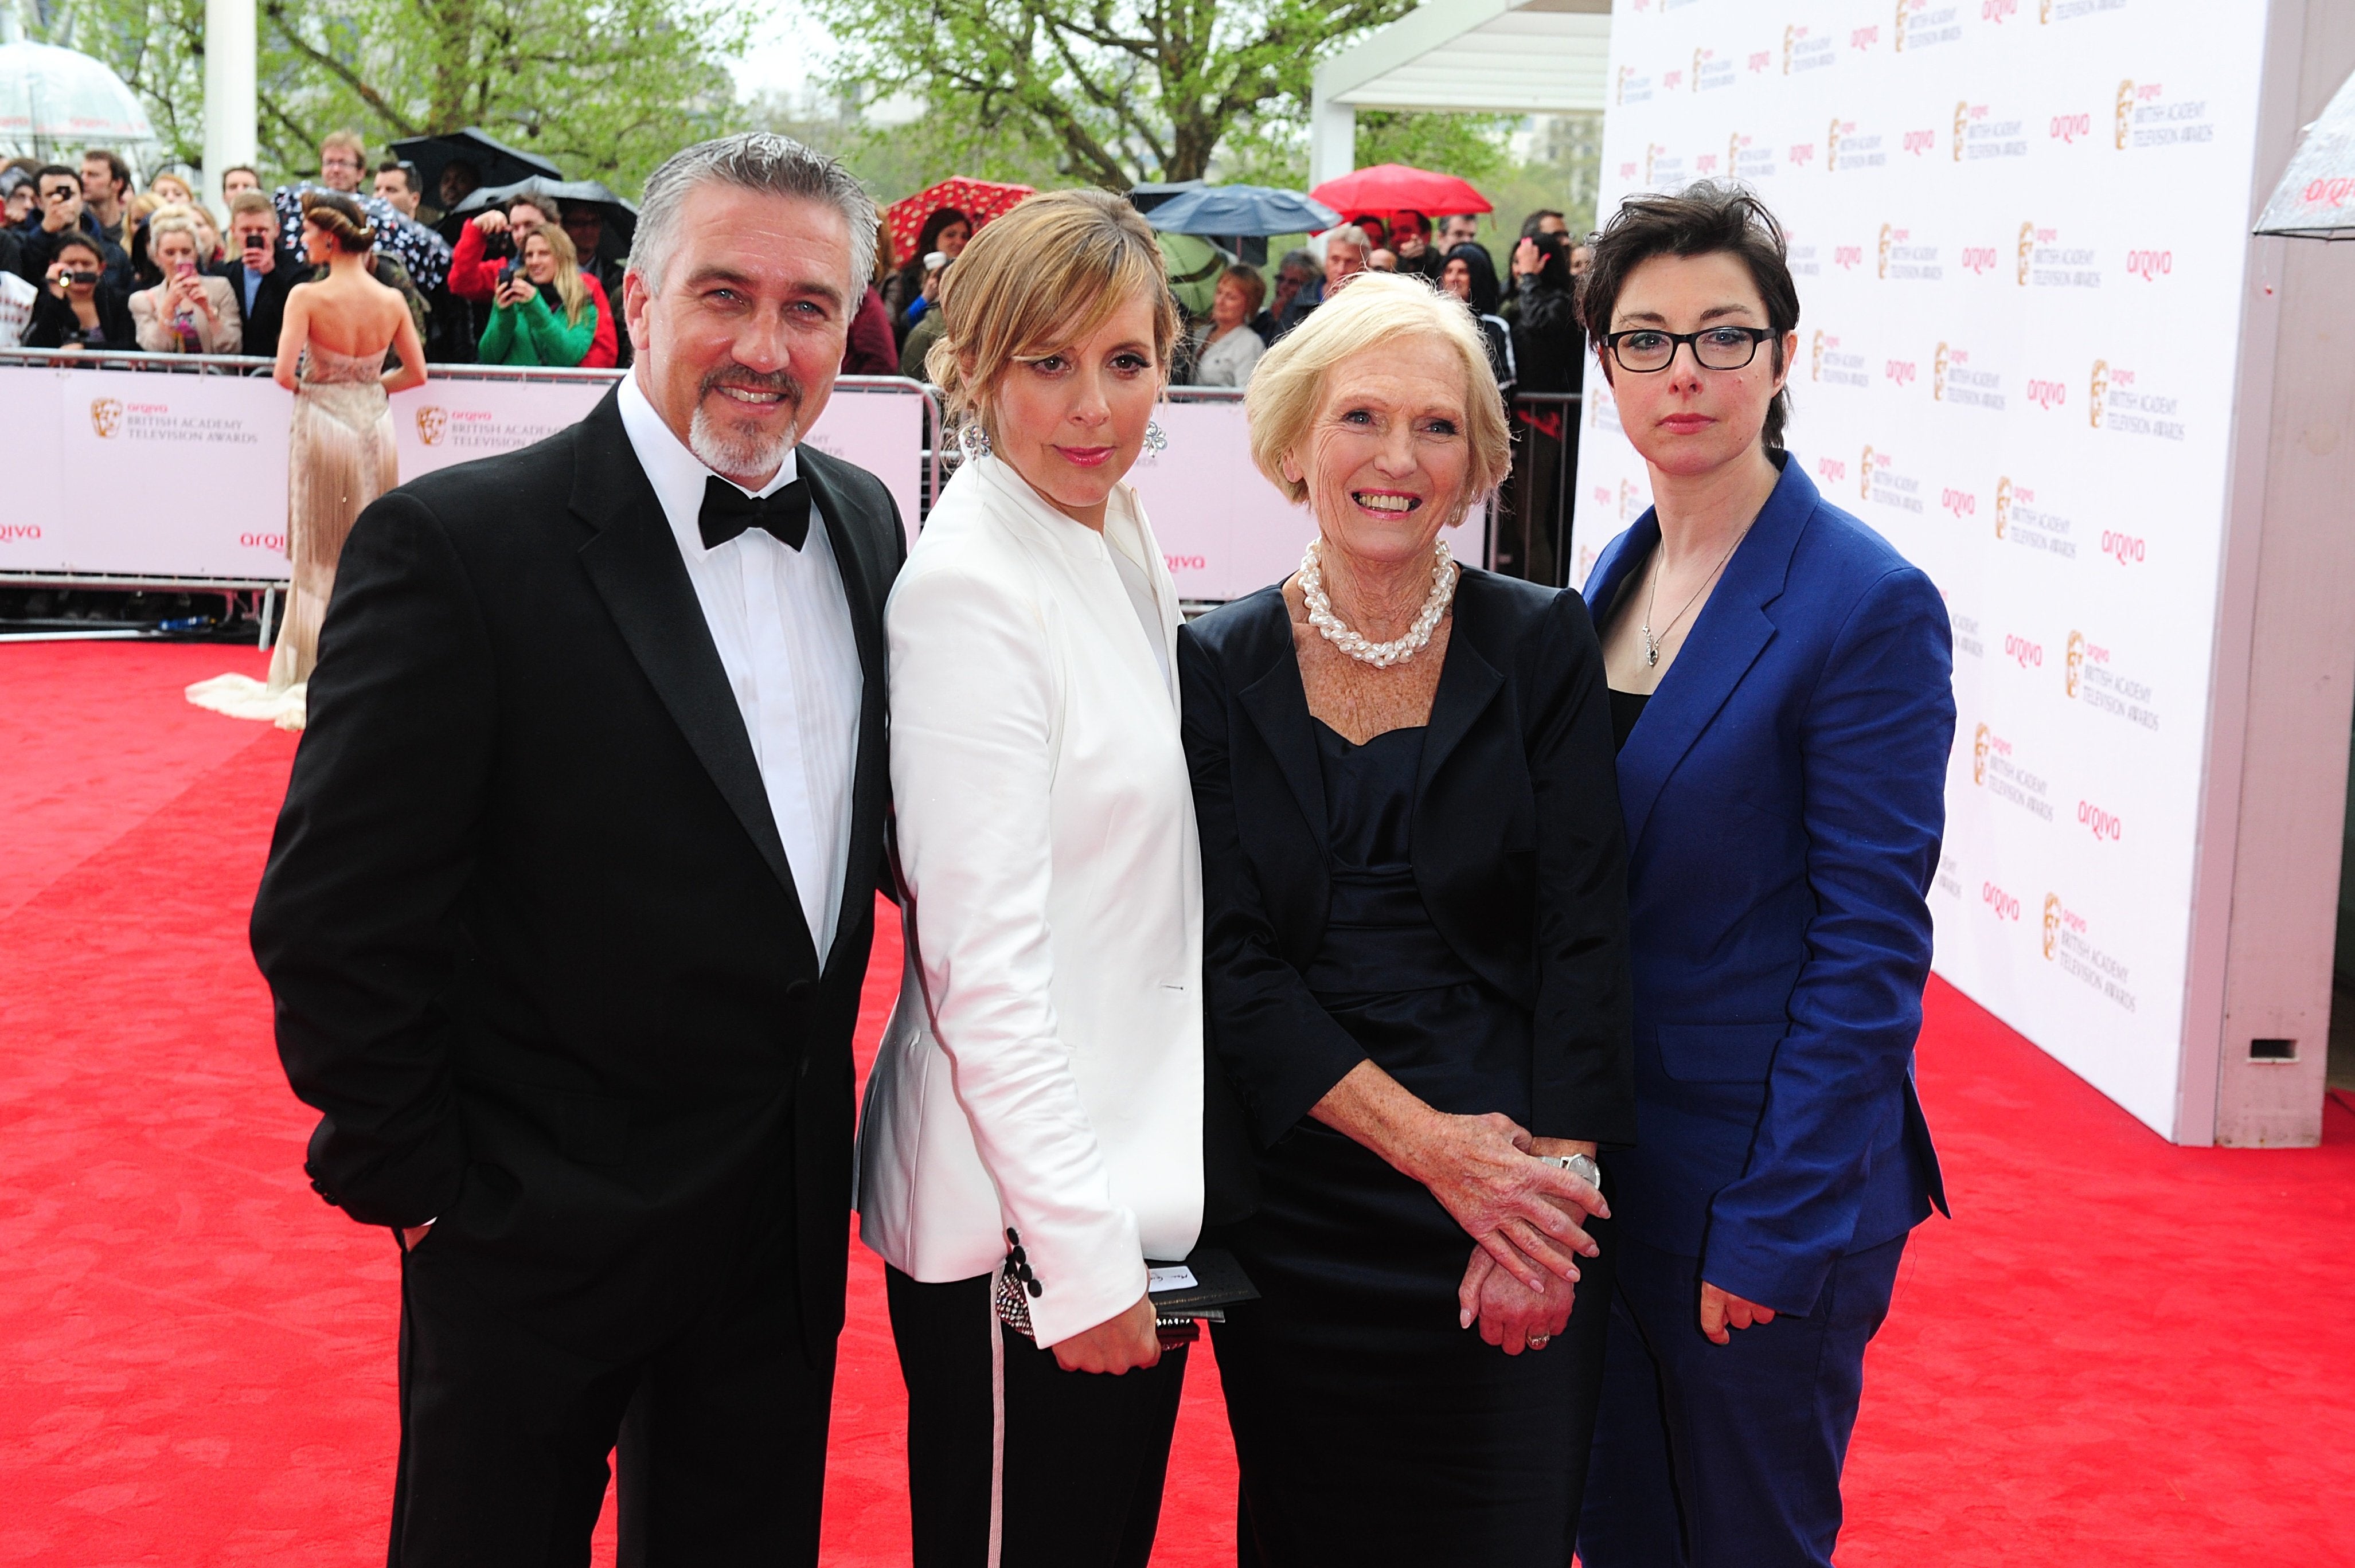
[1641,526,1749,667]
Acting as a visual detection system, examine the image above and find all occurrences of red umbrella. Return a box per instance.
[884,178,1037,264]
[1307,163,1493,225]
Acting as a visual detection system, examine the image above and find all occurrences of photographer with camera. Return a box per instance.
[131,212,241,354]
[17,165,132,294]
[214,191,300,358]
[26,230,134,350]
[474,221,597,367]
[446,195,618,367]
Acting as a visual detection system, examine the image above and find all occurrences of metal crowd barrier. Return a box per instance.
[0,351,943,644]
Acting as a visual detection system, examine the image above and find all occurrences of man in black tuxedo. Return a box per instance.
[249,132,902,1565]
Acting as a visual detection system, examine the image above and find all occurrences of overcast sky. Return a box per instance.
[729,3,827,107]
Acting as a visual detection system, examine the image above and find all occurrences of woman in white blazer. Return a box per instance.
[857,189,1204,1567]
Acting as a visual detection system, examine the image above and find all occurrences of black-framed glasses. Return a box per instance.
[1603,326,1774,373]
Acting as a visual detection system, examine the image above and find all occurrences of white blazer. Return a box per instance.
[857,454,1205,1348]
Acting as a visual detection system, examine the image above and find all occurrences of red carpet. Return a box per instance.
[1,643,2350,1565]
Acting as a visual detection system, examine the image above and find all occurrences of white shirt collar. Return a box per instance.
[617,370,802,557]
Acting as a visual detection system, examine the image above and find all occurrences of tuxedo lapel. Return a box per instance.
[1614,459,1813,854]
[567,390,813,963]
[799,448,893,979]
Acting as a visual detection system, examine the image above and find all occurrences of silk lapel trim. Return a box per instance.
[800,451,890,977]
[570,394,819,975]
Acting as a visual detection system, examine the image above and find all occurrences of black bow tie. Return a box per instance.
[698,475,811,552]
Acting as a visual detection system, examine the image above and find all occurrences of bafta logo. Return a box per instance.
[2017,221,2035,286]
[1729,132,1743,179]
[2041,894,2061,959]
[1618,65,1632,106]
[1953,101,1969,162]
[1828,117,1842,172]
[1994,476,2013,538]
[1895,0,1908,49]
[1693,48,1704,91]
[88,397,123,439]
[1860,445,1874,502]
[1811,329,1826,381]
[1973,723,1991,785]
[1784,25,1797,74]
[2065,631,2086,697]
[415,406,449,447]
[2115,80,2135,150]
[1933,342,1950,400]
[1877,223,1893,279]
[2040,0,2054,21]
[2088,359,2108,428]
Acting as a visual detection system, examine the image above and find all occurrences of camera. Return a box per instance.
[63,269,100,286]
[481,228,517,261]
[241,231,269,253]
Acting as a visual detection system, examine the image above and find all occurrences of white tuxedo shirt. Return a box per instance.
[857,455,1205,1348]
[617,373,861,961]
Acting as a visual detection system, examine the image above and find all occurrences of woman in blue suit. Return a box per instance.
[1569,185,1954,1568]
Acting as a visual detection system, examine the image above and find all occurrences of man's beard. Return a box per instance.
[688,365,803,478]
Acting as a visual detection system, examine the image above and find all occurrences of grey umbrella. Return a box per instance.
[1143,185,1341,238]
[446,177,638,257]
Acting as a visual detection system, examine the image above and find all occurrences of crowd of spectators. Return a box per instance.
[2,140,1593,402]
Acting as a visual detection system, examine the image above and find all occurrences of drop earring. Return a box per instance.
[1143,419,1168,453]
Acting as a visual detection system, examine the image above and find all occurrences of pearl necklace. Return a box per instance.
[1299,539,1458,669]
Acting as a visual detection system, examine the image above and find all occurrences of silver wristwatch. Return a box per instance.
[1537,1151,1603,1190]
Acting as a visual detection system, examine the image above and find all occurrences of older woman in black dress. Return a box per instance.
[1180,272,1635,1565]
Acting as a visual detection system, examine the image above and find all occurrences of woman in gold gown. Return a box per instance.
[187,190,425,729]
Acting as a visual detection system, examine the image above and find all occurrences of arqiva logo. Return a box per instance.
[2077,800,2123,842]
[1940,486,1975,519]
[2126,249,2172,281]
[1960,245,1998,276]
[2025,377,2067,410]
[2051,111,2094,146]
[2100,529,2147,565]
[240,530,287,552]
[2003,632,2042,668]
[1983,881,2021,922]
[0,523,41,542]
[1983,0,2019,19]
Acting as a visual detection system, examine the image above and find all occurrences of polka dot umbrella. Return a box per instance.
[883,178,1037,266]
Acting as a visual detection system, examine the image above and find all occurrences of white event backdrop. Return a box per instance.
[1572,0,2273,1136]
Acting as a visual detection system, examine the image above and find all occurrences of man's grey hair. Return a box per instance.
[628,133,878,298]
[1324,225,1371,257]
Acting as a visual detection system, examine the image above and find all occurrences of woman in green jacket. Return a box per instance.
[478,222,598,367]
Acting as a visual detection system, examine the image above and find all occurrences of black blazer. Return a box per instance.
[210,254,299,358]
[250,388,905,1363]
[1178,570,1637,1206]
[24,284,135,350]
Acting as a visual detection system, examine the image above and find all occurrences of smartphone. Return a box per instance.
[497,257,521,290]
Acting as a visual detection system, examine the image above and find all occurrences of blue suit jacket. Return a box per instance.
[1581,456,1952,1316]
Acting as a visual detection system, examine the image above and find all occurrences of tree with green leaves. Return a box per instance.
[37,0,751,191]
[805,0,1420,190]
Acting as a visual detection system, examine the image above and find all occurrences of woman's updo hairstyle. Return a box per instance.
[925,189,1180,445]
[299,190,375,255]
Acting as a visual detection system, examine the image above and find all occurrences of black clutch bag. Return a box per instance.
[1147,1247,1259,1346]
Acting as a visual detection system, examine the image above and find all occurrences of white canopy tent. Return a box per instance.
[1309,0,1612,187]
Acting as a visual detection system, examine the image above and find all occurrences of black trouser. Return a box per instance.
[388,1239,834,1568]
[886,1266,1188,1568]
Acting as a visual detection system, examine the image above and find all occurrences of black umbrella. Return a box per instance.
[389,127,565,206]
[445,177,638,261]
